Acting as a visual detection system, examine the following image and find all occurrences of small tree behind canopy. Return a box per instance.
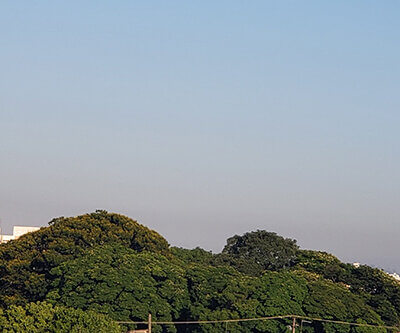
[221,230,299,274]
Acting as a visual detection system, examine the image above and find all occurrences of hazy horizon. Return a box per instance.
[1,1,399,272]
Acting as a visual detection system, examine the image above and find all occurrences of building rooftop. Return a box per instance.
[0,226,40,243]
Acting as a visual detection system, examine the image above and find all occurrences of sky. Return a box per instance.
[1,1,399,271]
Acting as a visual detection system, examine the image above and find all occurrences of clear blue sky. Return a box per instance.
[1,1,399,271]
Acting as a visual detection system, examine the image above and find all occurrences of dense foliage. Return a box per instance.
[46,245,188,332]
[219,230,299,274]
[0,211,399,332]
[0,210,169,307]
[0,301,121,333]
[296,250,400,326]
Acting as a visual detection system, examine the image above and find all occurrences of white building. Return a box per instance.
[389,273,400,281]
[0,226,40,243]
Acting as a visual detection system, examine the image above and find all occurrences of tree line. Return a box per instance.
[0,210,398,332]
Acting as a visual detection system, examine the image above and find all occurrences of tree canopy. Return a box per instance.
[219,230,299,274]
[0,210,169,307]
[46,244,188,333]
[0,211,398,332]
[0,302,122,333]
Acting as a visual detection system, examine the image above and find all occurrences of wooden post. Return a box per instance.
[148,313,152,333]
[292,317,296,333]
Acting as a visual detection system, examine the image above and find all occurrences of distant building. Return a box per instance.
[0,226,40,243]
[389,273,400,281]
[353,262,361,268]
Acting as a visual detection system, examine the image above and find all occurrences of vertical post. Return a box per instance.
[148,313,152,333]
[292,317,296,333]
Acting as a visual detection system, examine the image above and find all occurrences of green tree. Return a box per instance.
[0,211,170,307]
[46,244,189,333]
[0,212,393,332]
[348,265,400,326]
[171,247,214,266]
[302,278,385,333]
[296,251,400,326]
[220,230,299,274]
[296,250,345,276]
[0,301,122,333]
[180,266,307,332]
